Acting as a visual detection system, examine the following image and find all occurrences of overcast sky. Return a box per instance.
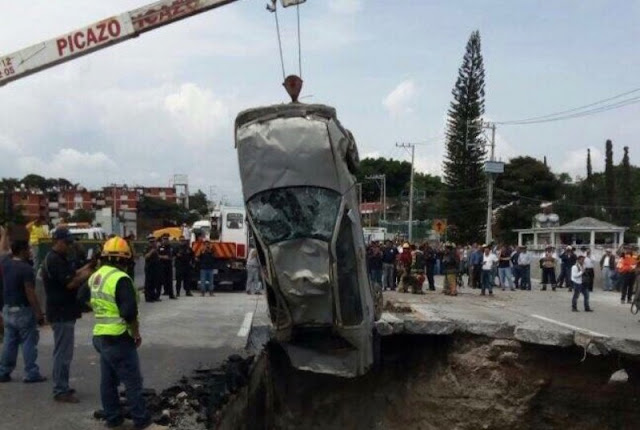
[1,0,639,205]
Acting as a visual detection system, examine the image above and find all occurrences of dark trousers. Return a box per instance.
[572,282,590,310]
[51,321,75,396]
[175,268,191,296]
[621,272,635,303]
[93,336,151,429]
[426,263,435,290]
[472,264,482,289]
[584,268,594,292]
[557,265,568,287]
[512,265,522,288]
[481,270,493,293]
[160,266,174,298]
[519,265,531,290]
[144,268,158,301]
[542,267,556,287]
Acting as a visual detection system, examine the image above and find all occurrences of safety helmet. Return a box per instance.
[402,243,410,248]
[101,236,132,260]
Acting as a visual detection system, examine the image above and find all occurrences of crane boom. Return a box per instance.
[0,0,239,87]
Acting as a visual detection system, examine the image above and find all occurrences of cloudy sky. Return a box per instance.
[1,0,639,204]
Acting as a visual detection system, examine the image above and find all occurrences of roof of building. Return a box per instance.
[560,217,622,230]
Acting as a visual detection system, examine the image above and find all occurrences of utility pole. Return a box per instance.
[483,123,496,245]
[396,143,416,242]
[365,174,386,223]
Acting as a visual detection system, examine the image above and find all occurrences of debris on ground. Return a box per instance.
[93,354,254,429]
[383,300,413,313]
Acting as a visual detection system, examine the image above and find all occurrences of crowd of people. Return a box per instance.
[367,240,640,312]
[0,225,166,429]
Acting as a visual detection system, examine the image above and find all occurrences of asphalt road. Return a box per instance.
[0,291,267,430]
[387,274,640,342]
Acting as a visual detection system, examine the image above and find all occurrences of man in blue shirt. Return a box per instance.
[469,245,483,289]
[0,227,47,383]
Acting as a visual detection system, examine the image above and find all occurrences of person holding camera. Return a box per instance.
[0,226,47,383]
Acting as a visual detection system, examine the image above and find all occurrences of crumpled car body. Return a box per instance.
[235,103,380,377]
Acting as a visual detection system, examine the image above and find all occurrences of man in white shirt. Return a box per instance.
[571,255,593,312]
[481,245,498,296]
[517,245,532,290]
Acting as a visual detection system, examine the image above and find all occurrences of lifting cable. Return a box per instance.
[270,1,304,79]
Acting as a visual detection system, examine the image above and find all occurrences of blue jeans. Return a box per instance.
[572,282,590,310]
[602,267,613,291]
[93,336,151,429]
[200,269,215,292]
[246,266,261,293]
[481,270,493,293]
[51,321,76,396]
[0,306,42,381]
[370,269,383,287]
[382,263,395,290]
[498,267,514,289]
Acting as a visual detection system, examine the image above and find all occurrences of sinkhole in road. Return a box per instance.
[216,333,640,430]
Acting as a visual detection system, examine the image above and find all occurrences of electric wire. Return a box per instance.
[296,3,302,77]
[494,187,638,209]
[496,86,640,125]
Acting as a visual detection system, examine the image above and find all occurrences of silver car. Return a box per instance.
[235,103,381,377]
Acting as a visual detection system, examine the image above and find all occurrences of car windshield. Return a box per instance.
[247,187,341,245]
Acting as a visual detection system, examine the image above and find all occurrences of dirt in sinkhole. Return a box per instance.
[246,334,640,430]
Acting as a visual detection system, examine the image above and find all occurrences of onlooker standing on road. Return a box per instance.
[517,245,532,291]
[89,237,166,430]
[498,246,515,291]
[424,244,437,291]
[198,240,216,297]
[367,243,383,292]
[157,235,176,300]
[481,245,498,296]
[540,247,557,291]
[571,255,593,312]
[599,249,616,292]
[0,235,47,383]
[245,249,262,295]
[559,246,577,290]
[582,248,595,292]
[510,247,521,289]
[381,240,398,291]
[617,250,637,304]
[42,227,94,403]
[27,216,48,273]
[174,236,194,297]
[143,235,160,302]
[441,243,460,296]
[470,245,483,289]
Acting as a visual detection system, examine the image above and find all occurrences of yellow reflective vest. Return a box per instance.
[89,265,138,336]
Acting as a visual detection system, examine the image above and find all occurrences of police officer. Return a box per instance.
[143,235,160,303]
[174,236,194,297]
[157,235,176,300]
[89,237,166,430]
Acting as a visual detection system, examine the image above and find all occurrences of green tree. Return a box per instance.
[619,146,632,227]
[355,157,411,201]
[493,157,560,243]
[442,30,487,243]
[68,208,95,223]
[21,174,47,191]
[604,139,616,221]
[189,189,210,216]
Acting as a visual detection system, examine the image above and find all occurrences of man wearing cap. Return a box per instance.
[157,235,176,300]
[571,255,593,312]
[517,245,532,290]
[42,227,95,403]
[558,246,576,290]
[599,249,616,291]
[539,246,557,291]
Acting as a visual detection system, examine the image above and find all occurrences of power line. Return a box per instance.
[494,187,638,209]
[496,86,640,125]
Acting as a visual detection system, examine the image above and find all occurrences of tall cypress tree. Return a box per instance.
[604,139,616,221]
[620,146,632,227]
[443,31,487,244]
[586,149,593,181]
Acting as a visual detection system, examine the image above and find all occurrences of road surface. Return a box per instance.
[0,291,267,430]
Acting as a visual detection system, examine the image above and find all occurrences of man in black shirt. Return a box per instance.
[0,234,46,383]
[381,240,398,291]
[143,235,160,302]
[198,240,216,297]
[174,236,194,297]
[42,227,94,403]
[157,235,176,299]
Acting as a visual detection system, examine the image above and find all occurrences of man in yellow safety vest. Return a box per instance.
[89,236,165,430]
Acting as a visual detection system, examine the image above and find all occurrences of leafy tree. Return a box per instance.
[619,146,632,227]
[493,157,560,243]
[68,208,95,223]
[605,139,616,221]
[189,189,210,216]
[355,157,411,201]
[442,30,487,243]
[21,174,47,191]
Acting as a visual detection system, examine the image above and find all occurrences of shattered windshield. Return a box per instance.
[247,187,341,245]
